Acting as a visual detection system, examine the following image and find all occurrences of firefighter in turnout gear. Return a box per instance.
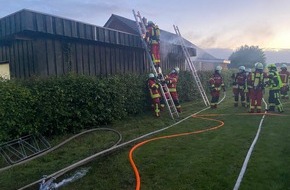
[209,66,225,109]
[266,64,284,112]
[247,62,267,113]
[279,64,290,99]
[147,73,161,117]
[231,66,247,107]
[244,68,252,107]
[145,21,161,73]
[164,67,181,113]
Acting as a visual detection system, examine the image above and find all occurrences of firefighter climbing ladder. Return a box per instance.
[173,25,210,107]
[132,10,179,120]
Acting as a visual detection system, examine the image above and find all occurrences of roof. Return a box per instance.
[104,14,229,64]
[0,9,142,48]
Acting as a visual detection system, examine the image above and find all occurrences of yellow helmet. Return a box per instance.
[267,63,277,71]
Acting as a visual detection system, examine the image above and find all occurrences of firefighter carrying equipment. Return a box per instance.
[145,21,160,69]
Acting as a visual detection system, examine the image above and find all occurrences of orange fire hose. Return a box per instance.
[128,115,224,190]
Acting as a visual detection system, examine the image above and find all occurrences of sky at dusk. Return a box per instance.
[1,0,290,62]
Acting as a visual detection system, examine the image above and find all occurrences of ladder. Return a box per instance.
[0,134,51,165]
[133,10,179,120]
[173,25,210,107]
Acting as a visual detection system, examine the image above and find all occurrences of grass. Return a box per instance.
[0,90,290,190]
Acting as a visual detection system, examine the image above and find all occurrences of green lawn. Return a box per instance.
[0,92,290,190]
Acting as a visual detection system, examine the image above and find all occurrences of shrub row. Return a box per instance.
[0,70,232,142]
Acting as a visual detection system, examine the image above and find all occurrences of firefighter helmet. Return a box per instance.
[148,73,155,78]
[245,68,252,73]
[267,64,277,71]
[239,66,246,72]
[281,64,287,70]
[174,67,180,74]
[147,21,154,26]
[255,62,263,70]
[216,66,222,71]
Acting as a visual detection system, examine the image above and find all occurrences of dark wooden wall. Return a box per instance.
[0,9,186,78]
[0,38,146,78]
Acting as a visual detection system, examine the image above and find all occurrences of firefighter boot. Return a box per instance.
[155,104,160,117]
[268,106,275,112]
[241,102,246,107]
[249,108,254,113]
[257,109,261,113]
[234,102,238,107]
[177,107,182,113]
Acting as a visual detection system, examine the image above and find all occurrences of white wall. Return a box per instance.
[0,63,10,80]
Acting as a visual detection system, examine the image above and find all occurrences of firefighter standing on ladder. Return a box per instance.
[209,66,225,109]
[147,73,161,117]
[164,67,182,113]
[231,66,247,107]
[145,21,161,74]
[247,62,267,113]
[279,64,290,99]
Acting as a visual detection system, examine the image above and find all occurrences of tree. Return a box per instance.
[228,45,266,69]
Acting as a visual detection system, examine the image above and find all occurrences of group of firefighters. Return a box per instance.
[209,62,289,113]
[144,21,289,117]
[229,62,289,113]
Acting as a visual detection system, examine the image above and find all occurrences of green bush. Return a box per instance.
[0,70,233,142]
[0,80,36,142]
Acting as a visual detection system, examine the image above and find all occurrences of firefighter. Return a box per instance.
[145,21,161,73]
[164,67,181,113]
[244,68,252,107]
[147,73,161,117]
[266,64,284,112]
[279,64,290,99]
[209,66,225,109]
[247,62,267,113]
[231,66,247,107]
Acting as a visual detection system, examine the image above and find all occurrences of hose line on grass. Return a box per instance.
[13,128,122,190]
[129,115,225,190]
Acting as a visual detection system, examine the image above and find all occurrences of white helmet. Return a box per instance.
[174,67,180,74]
[216,65,222,71]
[239,66,246,72]
[255,62,263,70]
[148,73,155,78]
[281,64,287,70]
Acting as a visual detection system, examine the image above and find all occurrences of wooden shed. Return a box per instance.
[0,9,147,78]
[0,9,196,79]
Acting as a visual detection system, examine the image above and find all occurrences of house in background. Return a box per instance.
[105,14,230,72]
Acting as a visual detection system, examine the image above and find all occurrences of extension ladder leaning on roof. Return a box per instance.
[173,25,210,107]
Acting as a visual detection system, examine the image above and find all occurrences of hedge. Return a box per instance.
[0,71,232,143]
